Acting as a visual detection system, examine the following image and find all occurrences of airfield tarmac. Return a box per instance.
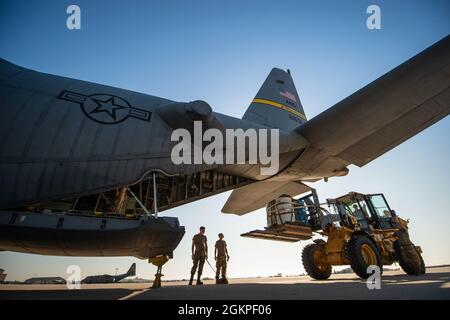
[0,266,449,300]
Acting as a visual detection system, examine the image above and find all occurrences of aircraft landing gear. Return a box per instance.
[149,255,169,288]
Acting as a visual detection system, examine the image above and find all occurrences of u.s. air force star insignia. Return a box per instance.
[58,91,151,124]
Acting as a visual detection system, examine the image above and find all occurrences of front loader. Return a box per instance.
[242,190,425,280]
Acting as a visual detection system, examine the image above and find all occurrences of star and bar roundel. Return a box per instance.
[58,90,151,124]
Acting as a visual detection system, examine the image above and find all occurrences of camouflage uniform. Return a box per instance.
[191,233,207,278]
[215,239,227,279]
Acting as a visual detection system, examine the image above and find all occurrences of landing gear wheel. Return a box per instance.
[302,243,332,280]
[347,236,383,279]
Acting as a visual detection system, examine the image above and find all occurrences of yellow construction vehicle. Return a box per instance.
[242,190,425,280]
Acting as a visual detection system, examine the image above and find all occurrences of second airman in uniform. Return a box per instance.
[215,233,229,284]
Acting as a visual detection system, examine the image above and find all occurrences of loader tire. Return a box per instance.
[347,235,383,279]
[302,243,332,280]
[417,249,426,275]
[394,229,423,276]
[394,241,423,275]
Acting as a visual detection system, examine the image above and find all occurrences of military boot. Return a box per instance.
[196,277,203,285]
[188,274,194,285]
[215,276,220,284]
[221,277,228,284]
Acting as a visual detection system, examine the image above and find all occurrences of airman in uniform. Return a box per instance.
[189,226,208,285]
[214,233,229,284]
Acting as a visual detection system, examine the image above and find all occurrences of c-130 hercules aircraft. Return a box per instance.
[0,36,449,267]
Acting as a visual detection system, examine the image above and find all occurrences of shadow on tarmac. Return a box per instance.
[1,271,449,300]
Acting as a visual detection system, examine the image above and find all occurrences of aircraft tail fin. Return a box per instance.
[127,263,136,276]
[242,68,307,131]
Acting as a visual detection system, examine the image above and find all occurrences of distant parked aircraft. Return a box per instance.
[81,263,136,284]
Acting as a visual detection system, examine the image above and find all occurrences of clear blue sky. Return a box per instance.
[0,0,449,281]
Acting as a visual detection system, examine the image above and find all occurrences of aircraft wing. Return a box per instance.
[295,35,450,173]
[222,179,310,215]
[222,36,449,215]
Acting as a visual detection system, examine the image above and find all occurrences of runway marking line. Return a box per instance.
[119,289,150,300]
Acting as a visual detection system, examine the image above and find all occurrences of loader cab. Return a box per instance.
[334,193,372,230]
[364,193,397,229]
[334,192,396,230]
